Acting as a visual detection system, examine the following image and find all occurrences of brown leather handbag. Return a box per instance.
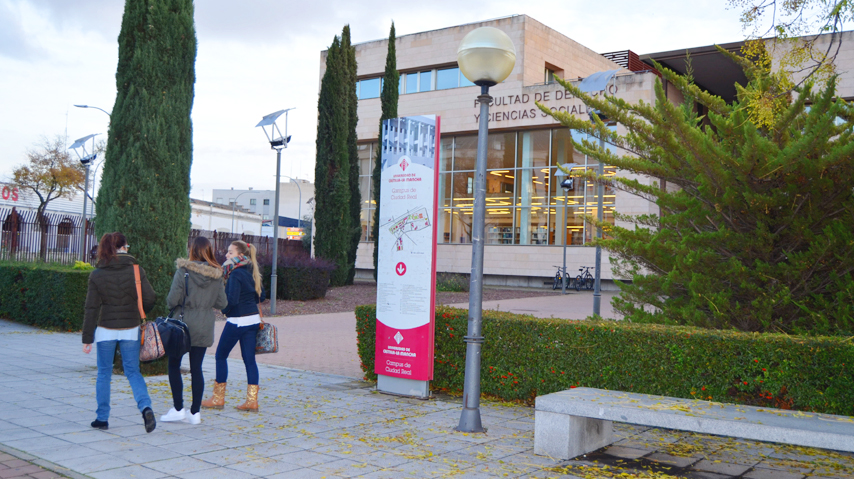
[134,265,165,362]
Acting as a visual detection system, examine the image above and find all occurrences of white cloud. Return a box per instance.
[0,0,746,201]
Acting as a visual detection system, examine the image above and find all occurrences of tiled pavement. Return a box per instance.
[1,318,853,478]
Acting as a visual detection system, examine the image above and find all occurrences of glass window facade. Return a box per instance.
[358,64,478,101]
[358,127,617,246]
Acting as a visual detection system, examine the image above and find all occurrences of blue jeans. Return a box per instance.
[96,338,152,421]
[215,322,259,385]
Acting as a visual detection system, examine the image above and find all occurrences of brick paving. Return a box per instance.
[0,449,72,479]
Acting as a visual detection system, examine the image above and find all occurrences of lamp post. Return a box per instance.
[68,134,99,261]
[75,105,110,232]
[74,105,111,118]
[256,108,294,316]
[455,27,516,434]
[230,190,255,235]
[588,111,615,317]
[553,163,578,294]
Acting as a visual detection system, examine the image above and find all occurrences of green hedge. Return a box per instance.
[355,305,854,416]
[0,262,90,331]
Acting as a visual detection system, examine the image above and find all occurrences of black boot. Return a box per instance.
[142,407,156,433]
[91,419,108,430]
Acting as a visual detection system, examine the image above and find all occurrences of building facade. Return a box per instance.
[327,15,854,286]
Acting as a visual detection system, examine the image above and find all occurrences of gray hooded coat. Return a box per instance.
[167,259,228,348]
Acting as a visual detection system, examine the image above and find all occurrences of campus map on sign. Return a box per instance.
[375,115,440,383]
[382,207,431,252]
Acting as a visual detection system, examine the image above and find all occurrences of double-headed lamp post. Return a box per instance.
[69,134,99,261]
[553,163,578,294]
[256,108,293,316]
[588,111,615,317]
[456,27,516,434]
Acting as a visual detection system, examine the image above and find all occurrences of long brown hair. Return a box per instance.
[96,232,127,265]
[189,236,219,269]
[231,240,262,296]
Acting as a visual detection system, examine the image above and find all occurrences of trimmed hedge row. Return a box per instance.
[254,254,334,301]
[0,262,90,331]
[355,305,854,416]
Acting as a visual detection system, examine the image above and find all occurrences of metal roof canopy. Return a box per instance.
[640,41,748,104]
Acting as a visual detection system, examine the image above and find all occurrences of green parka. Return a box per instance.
[82,253,156,344]
[166,259,228,348]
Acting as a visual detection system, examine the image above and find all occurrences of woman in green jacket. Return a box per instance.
[159,236,228,425]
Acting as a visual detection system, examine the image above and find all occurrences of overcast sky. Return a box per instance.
[0,0,746,201]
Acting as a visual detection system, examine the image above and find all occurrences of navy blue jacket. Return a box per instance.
[221,265,266,318]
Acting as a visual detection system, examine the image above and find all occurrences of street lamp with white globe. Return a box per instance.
[455,26,516,434]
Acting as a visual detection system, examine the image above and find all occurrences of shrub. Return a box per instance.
[0,262,89,331]
[355,305,854,415]
[436,273,469,292]
[257,253,335,301]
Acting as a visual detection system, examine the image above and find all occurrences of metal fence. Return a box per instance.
[188,229,306,261]
[1,207,96,264]
[0,207,306,265]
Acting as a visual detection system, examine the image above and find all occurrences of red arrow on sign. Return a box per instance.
[396,262,406,276]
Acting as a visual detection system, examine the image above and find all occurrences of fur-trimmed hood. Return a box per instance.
[168,258,228,348]
[176,258,223,284]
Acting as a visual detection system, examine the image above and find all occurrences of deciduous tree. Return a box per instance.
[12,135,85,259]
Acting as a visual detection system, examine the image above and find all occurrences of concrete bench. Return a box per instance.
[534,387,854,460]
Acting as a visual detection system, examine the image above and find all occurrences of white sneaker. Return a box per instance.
[160,407,187,422]
[184,412,201,425]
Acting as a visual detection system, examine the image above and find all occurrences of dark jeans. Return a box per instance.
[167,346,206,415]
[215,322,259,385]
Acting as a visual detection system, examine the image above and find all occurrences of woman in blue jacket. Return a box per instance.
[201,240,265,412]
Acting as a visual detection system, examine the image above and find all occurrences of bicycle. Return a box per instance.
[552,265,575,291]
[574,266,594,291]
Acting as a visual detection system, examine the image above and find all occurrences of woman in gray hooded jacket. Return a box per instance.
[160,236,228,425]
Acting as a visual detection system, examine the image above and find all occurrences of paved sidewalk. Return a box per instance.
[2,319,854,478]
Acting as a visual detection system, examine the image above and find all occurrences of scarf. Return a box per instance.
[222,255,251,280]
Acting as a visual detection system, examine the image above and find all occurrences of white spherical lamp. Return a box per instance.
[457,27,516,86]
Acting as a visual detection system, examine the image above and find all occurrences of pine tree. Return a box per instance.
[539,50,854,334]
[372,23,399,280]
[342,26,361,285]
[96,0,196,314]
[314,36,352,286]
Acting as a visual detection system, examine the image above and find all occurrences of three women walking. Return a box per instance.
[83,235,265,431]
[202,240,265,412]
[82,232,157,433]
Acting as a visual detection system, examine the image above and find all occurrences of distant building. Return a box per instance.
[212,180,314,237]
[190,198,262,235]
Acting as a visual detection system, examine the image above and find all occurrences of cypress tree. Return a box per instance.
[342,26,361,285]
[314,36,351,286]
[372,23,399,280]
[96,0,196,314]
[539,50,854,335]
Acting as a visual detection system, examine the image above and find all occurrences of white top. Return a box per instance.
[226,314,261,327]
[94,326,139,343]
